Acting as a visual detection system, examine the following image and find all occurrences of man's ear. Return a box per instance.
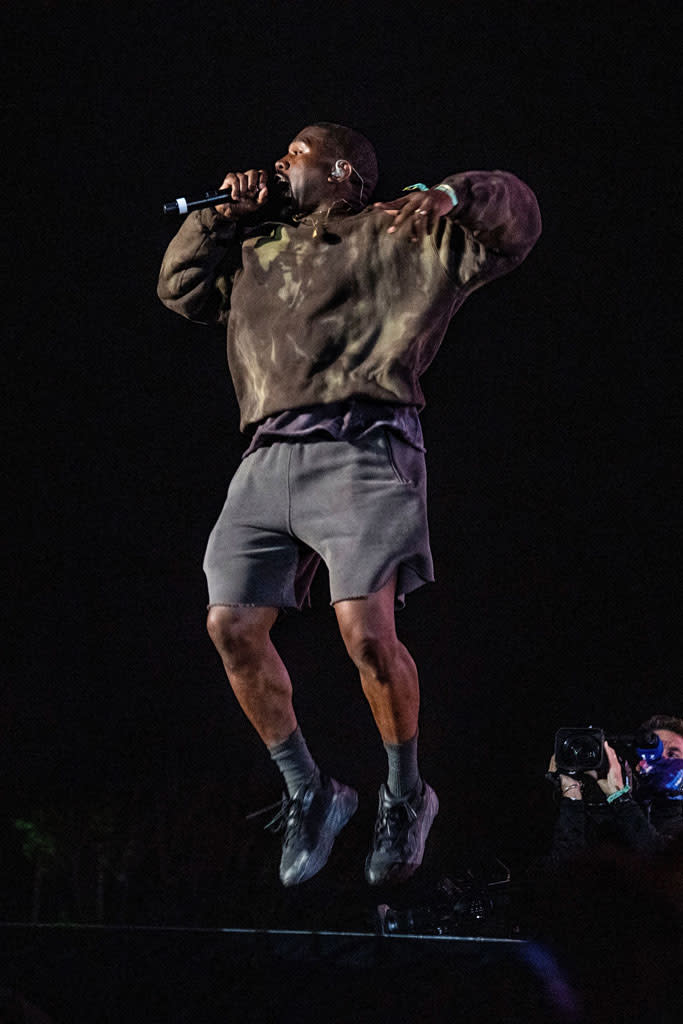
[329,159,353,182]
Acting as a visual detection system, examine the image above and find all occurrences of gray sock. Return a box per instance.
[268,726,319,798]
[384,731,420,798]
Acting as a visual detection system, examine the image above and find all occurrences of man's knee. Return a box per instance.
[206,605,275,666]
[342,623,401,681]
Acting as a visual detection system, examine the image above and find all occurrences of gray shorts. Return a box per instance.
[203,430,434,609]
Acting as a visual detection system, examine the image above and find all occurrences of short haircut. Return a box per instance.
[312,122,379,205]
[640,714,683,740]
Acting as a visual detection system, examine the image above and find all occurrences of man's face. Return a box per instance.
[656,729,683,759]
[274,126,337,213]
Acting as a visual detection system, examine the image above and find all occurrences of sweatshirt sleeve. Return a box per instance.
[157,208,242,326]
[441,170,542,264]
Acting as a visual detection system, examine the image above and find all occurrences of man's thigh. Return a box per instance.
[289,432,434,605]
[203,444,320,609]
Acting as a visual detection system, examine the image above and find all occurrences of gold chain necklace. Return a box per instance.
[293,199,353,238]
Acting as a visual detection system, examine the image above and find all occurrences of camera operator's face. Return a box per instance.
[657,730,683,759]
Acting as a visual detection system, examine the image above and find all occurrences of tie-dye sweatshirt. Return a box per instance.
[157,170,541,432]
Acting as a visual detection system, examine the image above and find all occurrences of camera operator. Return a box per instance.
[522,719,683,1021]
[635,714,683,842]
[545,715,683,866]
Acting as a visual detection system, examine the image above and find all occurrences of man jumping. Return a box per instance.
[158,122,541,886]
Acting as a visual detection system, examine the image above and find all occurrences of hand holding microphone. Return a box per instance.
[214,168,269,218]
[163,168,269,217]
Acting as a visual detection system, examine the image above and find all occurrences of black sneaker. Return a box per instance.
[266,774,358,887]
[365,780,439,886]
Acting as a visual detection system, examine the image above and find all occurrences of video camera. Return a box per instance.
[554,727,608,774]
[553,726,663,775]
[553,726,683,799]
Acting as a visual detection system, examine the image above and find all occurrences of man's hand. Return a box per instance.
[214,168,269,219]
[374,188,454,242]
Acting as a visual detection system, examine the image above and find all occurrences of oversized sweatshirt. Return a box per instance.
[157,171,542,432]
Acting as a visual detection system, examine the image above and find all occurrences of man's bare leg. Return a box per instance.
[206,604,296,746]
[207,603,319,792]
[333,574,419,745]
[334,574,438,884]
[206,603,358,885]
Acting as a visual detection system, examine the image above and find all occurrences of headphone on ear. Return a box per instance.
[330,159,365,202]
[330,160,346,180]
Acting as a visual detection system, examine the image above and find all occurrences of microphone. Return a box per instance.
[163,189,235,216]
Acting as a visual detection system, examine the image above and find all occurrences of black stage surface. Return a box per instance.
[2,924,537,1023]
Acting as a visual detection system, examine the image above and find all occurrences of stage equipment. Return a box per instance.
[376,858,514,938]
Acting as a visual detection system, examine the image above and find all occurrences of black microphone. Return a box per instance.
[162,189,235,216]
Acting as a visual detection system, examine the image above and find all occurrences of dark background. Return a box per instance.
[2,0,681,925]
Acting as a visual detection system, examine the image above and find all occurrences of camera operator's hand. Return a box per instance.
[596,741,627,798]
[548,754,583,800]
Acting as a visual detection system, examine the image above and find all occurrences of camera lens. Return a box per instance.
[559,731,603,770]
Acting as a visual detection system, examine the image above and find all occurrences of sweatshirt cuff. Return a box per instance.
[197,207,239,241]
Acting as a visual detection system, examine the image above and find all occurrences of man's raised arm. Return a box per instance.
[375,169,541,263]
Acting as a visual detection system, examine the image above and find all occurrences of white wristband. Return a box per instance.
[433,183,458,208]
